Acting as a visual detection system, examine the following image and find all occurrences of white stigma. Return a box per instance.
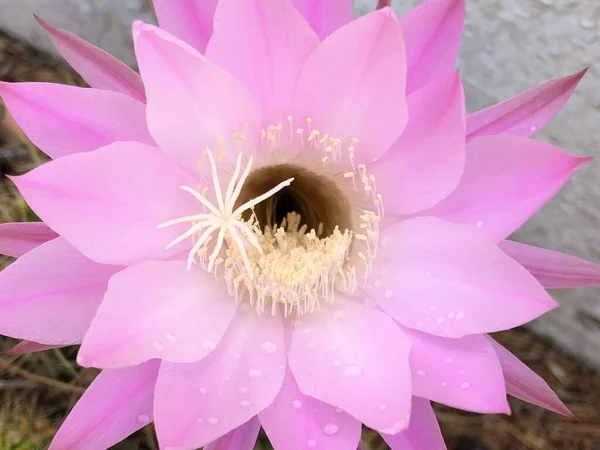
[158,149,293,278]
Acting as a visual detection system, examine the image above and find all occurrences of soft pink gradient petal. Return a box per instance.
[402,327,509,413]
[489,338,572,416]
[154,307,285,449]
[0,82,153,159]
[0,222,58,257]
[382,397,446,450]
[5,341,65,356]
[260,369,361,450]
[78,261,237,369]
[294,8,408,163]
[50,360,160,450]
[290,0,353,40]
[401,0,464,94]
[0,237,121,345]
[133,22,262,173]
[12,142,198,265]
[466,70,586,142]
[289,296,412,434]
[153,0,218,54]
[204,417,261,450]
[421,135,590,241]
[206,0,319,120]
[370,217,557,338]
[499,240,600,289]
[35,16,145,102]
[372,72,465,215]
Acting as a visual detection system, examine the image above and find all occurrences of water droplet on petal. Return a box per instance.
[164,332,176,342]
[384,289,394,299]
[238,386,249,394]
[378,404,388,411]
[332,359,343,367]
[374,280,382,288]
[199,387,207,394]
[249,368,263,378]
[429,305,438,312]
[307,440,317,448]
[529,124,538,132]
[344,365,362,377]
[335,408,343,414]
[416,369,426,376]
[323,423,339,435]
[292,400,303,409]
[137,414,150,424]
[455,311,466,321]
[333,310,346,321]
[436,316,446,325]
[461,381,471,390]
[207,417,219,424]
[446,358,453,363]
[240,400,251,408]
[202,340,216,351]
[459,370,465,374]
[447,312,456,319]
[153,342,165,352]
[441,381,448,387]
[475,220,484,229]
[260,341,277,354]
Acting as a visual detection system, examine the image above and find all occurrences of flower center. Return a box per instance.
[160,118,383,316]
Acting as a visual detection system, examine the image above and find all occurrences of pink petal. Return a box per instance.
[372,72,465,215]
[382,397,446,450]
[0,222,58,257]
[402,327,509,413]
[489,338,572,416]
[35,16,145,102]
[50,360,160,450]
[12,142,199,265]
[499,240,600,289]
[204,417,261,450]
[294,8,408,163]
[290,0,353,40]
[260,368,361,450]
[421,135,590,241]
[370,217,557,338]
[206,0,318,120]
[133,22,262,174]
[401,0,465,94]
[5,340,65,356]
[466,70,586,142]
[153,0,218,54]
[78,261,237,369]
[0,82,153,159]
[289,296,412,435]
[0,237,121,345]
[154,307,285,449]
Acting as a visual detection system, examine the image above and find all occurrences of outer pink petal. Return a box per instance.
[133,22,262,174]
[402,327,509,413]
[0,82,153,159]
[0,222,58,257]
[421,135,590,241]
[206,0,319,119]
[154,307,285,449]
[489,338,572,416]
[294,8,408,163]
[401,0,465,94]
[0,237,121,346]
[289,296,412,434]
[260,369,361,450]
[290,0,353,40]
[12,142,199,265]
[382,397,446,450]
[370,217,557,338]
[78,261,237,369]
[153,0,218,54]
[466,70,586,142]
[5,341,65,356]
[371,72,465,215]
[50,360,160,450]
[35,16,145,102]
[499,240,600,289]
[204,417,261,450]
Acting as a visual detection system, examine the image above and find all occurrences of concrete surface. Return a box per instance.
[0,0,599,367]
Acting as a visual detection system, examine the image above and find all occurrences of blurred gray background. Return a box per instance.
[0,0,598,367]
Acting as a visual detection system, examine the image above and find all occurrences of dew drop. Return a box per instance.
[260,341,277,354]
[153,342,165,352]
[455,311,466,321]
[344,365,363,377]
[224,376,231,381]
[207,417,219,424]
[304,327,314,334]
[164,332,176,342]
[240,400,251,408]
[446,358,453,364]
[307,440,317,448]
[475,220,484,229]
[137,414,150,424]
[384,289,394,299]
[335,408,343,414]
[292,400,303,409]
[416,369,426,376]
[429,305,438,312]
[461,381,471,390]
[332,359,343,367]
[323,423,339,435]
[459,370,465,374]
[447,312,456,319]
[374,280,382,288]
[529,124,539,132]
[199,387,207,394]
[441,381,448,387]
[333,310,346,321]
[436,316,447,325]
[249,368,263,378]
[238,386,249,394]
[378,404,388,411]
[202,340,216,351]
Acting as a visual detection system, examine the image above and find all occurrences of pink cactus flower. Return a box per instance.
[0,0,596,448]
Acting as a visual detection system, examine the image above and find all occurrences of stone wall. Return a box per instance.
[0,0,599,367]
